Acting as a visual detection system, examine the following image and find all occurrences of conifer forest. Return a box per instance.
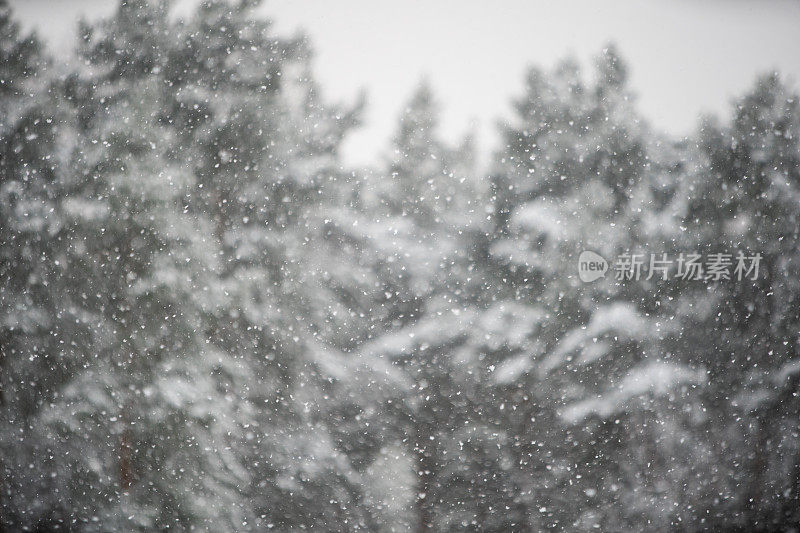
[1,1,800,531]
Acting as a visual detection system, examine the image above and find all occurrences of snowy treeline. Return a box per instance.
[1,1,799,531]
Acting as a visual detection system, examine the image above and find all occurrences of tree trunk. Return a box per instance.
[746,414,769,528]
[119,398,134,491]
[414,428,435,533]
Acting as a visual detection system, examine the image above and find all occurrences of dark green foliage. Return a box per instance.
[1,2,798,531]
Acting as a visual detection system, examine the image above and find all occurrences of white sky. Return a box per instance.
[11,0,800,167]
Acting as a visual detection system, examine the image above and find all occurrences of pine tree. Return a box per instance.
[676,73,800,529]
[341,84,524,532]
[3,1,372,529]
[0,2,85,528]
[157,1,375,529]
[476,48,710,530]
[33,1,248,528]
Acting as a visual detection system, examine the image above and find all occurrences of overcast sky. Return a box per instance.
[11,0,800,167]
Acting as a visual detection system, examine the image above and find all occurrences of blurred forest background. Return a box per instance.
[2,0,800,531]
